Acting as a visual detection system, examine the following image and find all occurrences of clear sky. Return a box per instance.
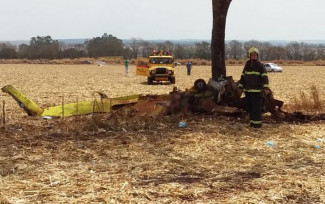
[1,0,325,41]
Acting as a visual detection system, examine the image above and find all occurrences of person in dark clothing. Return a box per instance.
[186,61,192,75]
[238,47,271,128]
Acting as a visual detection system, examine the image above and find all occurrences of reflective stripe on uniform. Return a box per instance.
[263,84,269,88]
[238,84,244,88]
[261,73,268,77]
[250,120,262,125]
[244,89,262,92]
[244,71,261,75]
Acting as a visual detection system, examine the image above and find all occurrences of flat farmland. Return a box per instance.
[0,64,324,203]
[1,64,324,118]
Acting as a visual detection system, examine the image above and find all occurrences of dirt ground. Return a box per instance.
[0,64,324,203]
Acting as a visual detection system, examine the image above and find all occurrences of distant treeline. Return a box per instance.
[1,34,325,61]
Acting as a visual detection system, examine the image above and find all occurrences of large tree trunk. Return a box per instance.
[211,0,232,81]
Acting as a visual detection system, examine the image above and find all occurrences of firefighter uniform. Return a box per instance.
[238,47,269,128]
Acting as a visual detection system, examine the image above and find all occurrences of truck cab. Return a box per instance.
[136,51,176,85]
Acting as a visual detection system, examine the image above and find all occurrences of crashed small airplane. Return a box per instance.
[2,77,283,117]
[2,78,284,118]
[1,85,140,117]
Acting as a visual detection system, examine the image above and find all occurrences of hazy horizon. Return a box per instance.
[2,38,325,47]
[1,0,325,42]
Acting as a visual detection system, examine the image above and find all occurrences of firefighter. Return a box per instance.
[238,47,271,128]
[186,61,192,75]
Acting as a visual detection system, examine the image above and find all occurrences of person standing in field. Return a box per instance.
[124,58,129,74]
[186,61,192,76]
[238,47,271,128]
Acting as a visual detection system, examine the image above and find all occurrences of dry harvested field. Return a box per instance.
[0,64,325,203]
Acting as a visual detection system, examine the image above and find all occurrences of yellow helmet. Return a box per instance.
[248,47,259,58]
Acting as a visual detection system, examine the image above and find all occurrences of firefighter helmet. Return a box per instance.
[248,47,259,58]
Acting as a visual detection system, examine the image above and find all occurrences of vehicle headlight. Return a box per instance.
[168,70,173,75]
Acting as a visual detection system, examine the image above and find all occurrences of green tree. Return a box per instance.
[86,33,124,57]
[0,43,17,59]
[28,36,60,59]
[17,44,30,59]
[60,48,86,59]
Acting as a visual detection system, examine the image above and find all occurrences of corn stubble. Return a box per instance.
[0,64,324,203]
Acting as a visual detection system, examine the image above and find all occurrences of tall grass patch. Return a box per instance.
[286,85,324,113]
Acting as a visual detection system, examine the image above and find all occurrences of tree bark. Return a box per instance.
[211,0,232,80]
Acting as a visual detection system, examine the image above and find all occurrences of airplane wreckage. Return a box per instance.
[2,77,288,120]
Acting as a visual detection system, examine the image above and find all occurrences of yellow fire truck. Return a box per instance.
[136,50,176,85]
